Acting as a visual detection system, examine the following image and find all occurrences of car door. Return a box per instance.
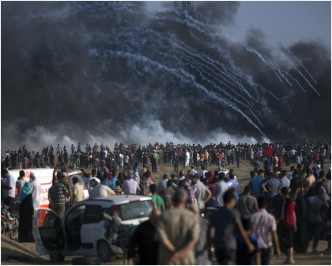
[80,204,106,251]
[34,208,65,256]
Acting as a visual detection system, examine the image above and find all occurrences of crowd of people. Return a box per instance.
[2,142,330,174]
[1,141,331,265]
[124,165,331,265]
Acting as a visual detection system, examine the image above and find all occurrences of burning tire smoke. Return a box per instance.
[2,2,331,150]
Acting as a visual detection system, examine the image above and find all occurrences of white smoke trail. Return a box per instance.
[89,48,266,135]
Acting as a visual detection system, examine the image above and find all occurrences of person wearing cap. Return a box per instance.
[89,177,115,199]
[48,173,68,217]
[30,172,41,210]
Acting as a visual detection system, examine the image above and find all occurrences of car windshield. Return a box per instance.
[117,200,154,221]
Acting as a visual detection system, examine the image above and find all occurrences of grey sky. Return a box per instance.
[146,1,331,49]
[235,1,331,48]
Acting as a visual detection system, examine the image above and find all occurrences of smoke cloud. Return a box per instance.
[1,2,330,151]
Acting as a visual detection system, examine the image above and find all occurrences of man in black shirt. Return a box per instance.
[290,170,302,194]
[127,209,161,264]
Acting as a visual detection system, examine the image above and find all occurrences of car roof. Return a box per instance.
[68,170,83,176]
[83,195,152,204]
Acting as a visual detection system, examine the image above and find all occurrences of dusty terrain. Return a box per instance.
[1,233,331,265]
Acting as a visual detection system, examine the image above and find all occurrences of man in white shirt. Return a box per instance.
[200,166,207,180]
[177,171,186,186]
[191,174,211,210]
[190,166,198,176]
[288,166,295,180]
[119,153,124,170]
[226,173,240,201]
[87,169,100,191]
[89,179,115,199]
[2,169,16,207]
[185,151,191,167]
[30,172,41,209]
[215,173,229,207]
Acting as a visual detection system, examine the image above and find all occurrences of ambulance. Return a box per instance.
[8,168,89,208]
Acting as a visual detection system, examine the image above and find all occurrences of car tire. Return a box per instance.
[49,253,65,263]
[97,240,113,262]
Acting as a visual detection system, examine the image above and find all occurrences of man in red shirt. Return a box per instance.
[278,157,284,171]
[281,187,300,264]
[263,145,273,158]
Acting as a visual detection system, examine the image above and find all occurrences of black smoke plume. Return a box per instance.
[1,1,331,150]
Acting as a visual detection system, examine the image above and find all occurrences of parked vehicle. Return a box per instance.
[8,168,89,209]
[1,204,19,240]
[34,195,155,263]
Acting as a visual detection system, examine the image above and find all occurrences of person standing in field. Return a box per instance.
[150,184,165,211]
[236,217,261,265]
[122,173,138,195]
[185,150,190,167]
[157,174,168,197]
[30,172,41,210]
[16,170,26,195]
[128,209,161,265]
[191,174,211,213]
[215,172,229,207]
[157,189,199,264]
[280,187,300,264]
[2,169,16,208]
[163,180,175,209]
[250,170,264,198]
[250,196,281,265]
[48,173,68,217]
[207,190,255,265]
[72,176,84,204]
[237,186,258,219]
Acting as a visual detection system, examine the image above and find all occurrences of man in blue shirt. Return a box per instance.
[250,170,264,198]
[236,218,260,265]
[133,162,142,177]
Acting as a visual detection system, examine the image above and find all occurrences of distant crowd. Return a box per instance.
[2,141,330,173]
[1,141,331,265]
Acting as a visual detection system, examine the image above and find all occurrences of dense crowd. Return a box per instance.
[1,141,331,265]
[2,141,331,172]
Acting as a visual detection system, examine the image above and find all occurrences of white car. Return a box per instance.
[34,195,155,263]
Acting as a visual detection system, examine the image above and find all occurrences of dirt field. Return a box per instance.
[1,159,331,265]
[1,233,330,265]
[119,159,331,192]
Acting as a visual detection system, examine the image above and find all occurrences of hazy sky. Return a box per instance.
[235,1,331,48]
[146,1,331,49]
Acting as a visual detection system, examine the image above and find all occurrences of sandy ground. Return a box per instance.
[1,233,330,265]
[125,159,331,192]
[1,159,331,265]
